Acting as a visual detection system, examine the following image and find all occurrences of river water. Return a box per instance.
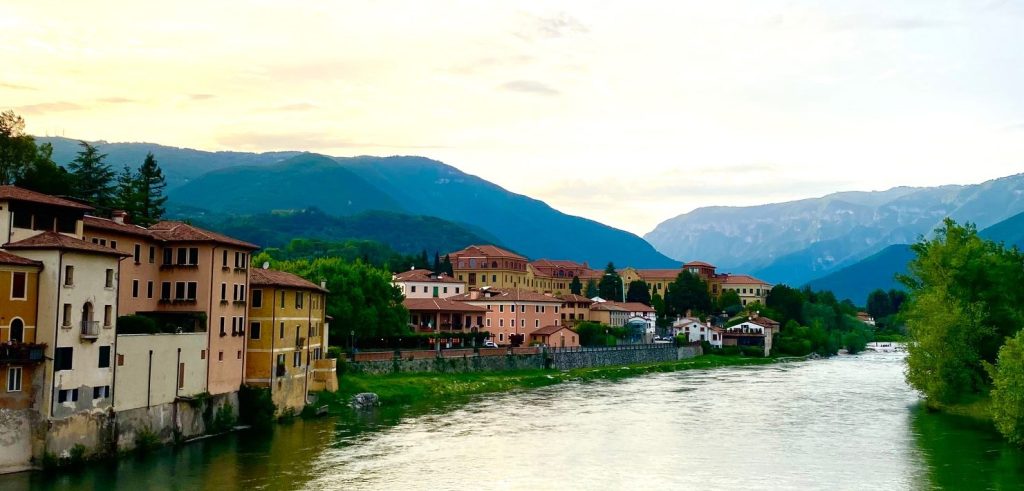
[3,352,1023,490]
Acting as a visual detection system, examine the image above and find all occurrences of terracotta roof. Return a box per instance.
[609,301,656,313]
[83,215,154,238]
[449,288,563,303]
[0,250,42,267]
[531,325,576,336]
[149,221,258,250]
[250,268,328,292]
[673,317,701,325]
[0,185,93,210]
[750,316,780,328]
[393,269,463,284]
[558,294,593,304]
[403,298,489,312]
[449,244,525,261]
[590,302,628,312]
[630,269,683,279]
[716,274,771,286]
[4,232,131,257]
[684,261,715,268]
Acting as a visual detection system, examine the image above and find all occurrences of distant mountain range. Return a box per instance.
[41,137,677,268]
[805,210,1024,304]
[645,173,1024,287]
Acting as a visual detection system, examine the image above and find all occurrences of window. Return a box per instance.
[58,389,78,403]
[178,363,185,389]
[239,285,245,302]
[230,317,237,336]
[443,287,448,294]
[222,250,229,267]
[251,322,261,340]
[188,248,199,265]
[521,305,526,312]
[280,292,286,308]
[218,351,224,362]
[521,319,525,327]
[535,320,540,328]
[132,280,139,298]
[104,269,114,288]
[55,347,73,371]
[237,350,242,360]
[110,240,117,250]
[186,282,197,300]
[64,265,74,286]
[219,317,226,336]
[93,385,109,399]
[149,246,155,263]
[163,248,172,265]
[221,283,227,301]
[411,285,416,293]
[499,305,504,313]
[280,322,285,339]
[176,248,187,265]
[499,333,504,341]
[11,272,26,300]
[252,289,263,308]
[117,354,125,366]
[133,244,141,263]
[293,351,301,367]
[104,305,112,327]
[276,354,285,370]
[455,287,460,294]
[296,292,304,309]
[147,281,153,299]
[499,319,504,327]
[491,275,496,283]
[201,350,206,360]
[486,318,491,327]
[175,282,186,300]
[62,304,72,327]
[7,367,22,392]
[161,282,171,300]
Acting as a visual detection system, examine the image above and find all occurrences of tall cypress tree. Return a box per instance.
[68,141,115,215]
[113,164,140,218]
[134,152,167,226]
[569,276,583,295]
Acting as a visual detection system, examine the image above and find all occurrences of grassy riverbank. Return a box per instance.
[318,355,778,410]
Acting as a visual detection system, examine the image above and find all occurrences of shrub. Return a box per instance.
[68,444,88,466]
[990,330,1024,445]
[327,346,343,359]
[238,386,275,432]
[210,402,237,434]
[117,315,158,334]
[740,346,765,357]
[134,427,161,454]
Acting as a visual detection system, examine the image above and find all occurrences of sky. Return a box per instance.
[3,0,1023,236]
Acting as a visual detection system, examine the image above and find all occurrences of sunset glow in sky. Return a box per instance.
[3,1,1023,235]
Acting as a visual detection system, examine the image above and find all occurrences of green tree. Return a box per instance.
[766,284,805,327]
[717,289,742,313]
[113,165,141,218]
[625,280,651,305]
[439,254,454,276]
[0,110,37,185]
[569,275,583,295]
[134,152,167,226]
[866,289,893,319]
[664,270,712,319]
[989,330,1024,445]
[17,142,74,195]
[598,262,623,301]
[68,141,115,214]
[584,279,599,298]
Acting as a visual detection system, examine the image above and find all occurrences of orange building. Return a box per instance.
[449,288,563,346]
[529,325,579,348]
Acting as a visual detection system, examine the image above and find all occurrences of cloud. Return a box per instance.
[265,102,318,112]
[829,15,952,31]
[0,82,35,91]
[97,96,137,104]
[500,80,560,96]
[189,93,215,100]
[14,101,85,114]
[449,55,534,75]
[215,131,447,152]
[516,12,589,41]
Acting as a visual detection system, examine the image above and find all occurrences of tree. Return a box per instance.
[717,289,742,312]
[989,330,1024,445]
[432,251,442,272]
[68,141,115,214]
[0,110,37,185]
[569,275,583,295]
[439,254,454,276]
[866,289,893,320]
[584,279,599,298]
[663,270,712,320]
[598,262,623,301]
[413,250,430,270]
[767,285,805,327]
[113,165,140,218]
[134,152,167,226]
[625,280,651,305]
[17,142,74,195]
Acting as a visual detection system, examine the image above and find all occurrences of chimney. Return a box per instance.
[685,309,692,318]
[321,280,327,290]
[112,210,128,225]
[470,290,480,300]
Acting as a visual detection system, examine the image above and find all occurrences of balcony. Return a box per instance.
[0,343,46,364]
[81,321,100,340]
[295,337,306,349]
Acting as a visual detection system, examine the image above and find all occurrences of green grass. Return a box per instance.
[928,394,994,423]
[319,355,777,410]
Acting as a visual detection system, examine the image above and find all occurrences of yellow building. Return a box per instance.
[246,268,334,414]
[449,245,529,290]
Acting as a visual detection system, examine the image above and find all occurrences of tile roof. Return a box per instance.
[684,261,716,268]
[0,250,42,267]
[83,215,154,238]
[448,244,525,260]
[531,325,576,336]
[610,301,656,313]
[0,185,93,210]
[403,298,489,312]
[393,269,463,284]
[558,294,593,304]
[4,232,131,257]
[250,268,328,292]
[449,288,563,303]
[149,221,258,250]
[630,269,684,279]
[716,274,771,286]
[589,302,628,312]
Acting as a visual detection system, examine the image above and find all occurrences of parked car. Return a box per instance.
[483,340,499,348]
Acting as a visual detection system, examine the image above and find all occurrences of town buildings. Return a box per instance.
[448,288,563,346]
[392,268,465,299]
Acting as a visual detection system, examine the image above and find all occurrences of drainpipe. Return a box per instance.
[49,250,65,419]
[146,349,153,408]
[111,254,125,409]
[303,291,312,403]
[205,246,217,394]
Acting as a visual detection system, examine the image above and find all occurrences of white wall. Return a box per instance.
[114,333,208,411]
[395,280,466,299]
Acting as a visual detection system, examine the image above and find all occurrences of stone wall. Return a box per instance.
[348,344,699,375]
[112,391,238,451]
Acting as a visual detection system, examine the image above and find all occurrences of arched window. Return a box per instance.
[9,318,24,343]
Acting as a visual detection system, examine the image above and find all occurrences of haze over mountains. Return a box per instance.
[39,137,676,268]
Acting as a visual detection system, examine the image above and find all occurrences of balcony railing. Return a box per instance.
[81,321,100,339]
[0,342,46,364]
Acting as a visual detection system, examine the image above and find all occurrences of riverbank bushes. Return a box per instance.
[901,219,1024,445]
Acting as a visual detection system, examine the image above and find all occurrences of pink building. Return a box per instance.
[449,288,563,346]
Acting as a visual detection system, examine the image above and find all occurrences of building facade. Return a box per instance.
[392,269,466,299]
[448,288,562,346]
[449,245,529,290]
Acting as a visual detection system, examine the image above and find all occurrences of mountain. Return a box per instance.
[187,207,499,256]
[646,173,1024,285]
[38,136,298,189]
[165,153,676,267]
[802,211,1024,304]
[169,153,403,216]
[804,244,915,304]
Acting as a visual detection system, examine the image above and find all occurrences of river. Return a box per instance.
[3,352,1023,490]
